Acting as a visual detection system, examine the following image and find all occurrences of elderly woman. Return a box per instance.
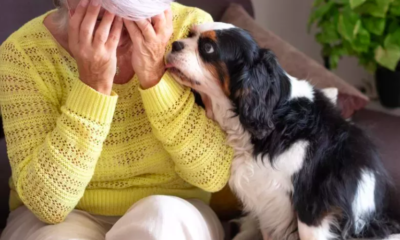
[0,0,233,239]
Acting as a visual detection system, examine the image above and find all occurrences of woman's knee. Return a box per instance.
[106,195,223,240]
[1,207,107,240]
[32,210,107,240]
[128,195,194,215]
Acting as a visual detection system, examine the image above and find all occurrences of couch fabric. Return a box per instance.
[353,110,400,187]
[220,4,369,119]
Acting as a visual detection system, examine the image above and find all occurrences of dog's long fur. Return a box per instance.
[166,23,400,240]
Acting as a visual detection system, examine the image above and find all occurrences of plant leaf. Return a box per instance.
[353,20,362,36]
[355,0,392,17]
[358,51,377,72]
[359,57,377,72]
[343,40,356,55]
[338,8,360,41]
[375,45,400,70]
[308,1,336,30]
[384,29,400,48]
[322,45,332,57]
[323,45,350,69]
[313,0,325,7]
[362,17,386,35]
[330,55,340,69]
[390,0,400,16]
[352,26,371,53]
[350,0,366,9]
[388,21,400,34]
[316,21,341,44]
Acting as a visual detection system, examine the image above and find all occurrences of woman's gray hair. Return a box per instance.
[51,0,174,31]
[52,0,69,32]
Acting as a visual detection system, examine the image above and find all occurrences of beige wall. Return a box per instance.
[251,0,373,89]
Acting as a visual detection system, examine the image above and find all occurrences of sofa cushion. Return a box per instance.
[221,4,369,119]
[178,0,254,21]
[0,138,10,229]
[353,110,400,189]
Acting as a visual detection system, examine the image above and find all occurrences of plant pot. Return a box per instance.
[375,65,400,108]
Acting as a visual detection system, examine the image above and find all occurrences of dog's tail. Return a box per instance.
[354,214,400,239]
[353,187,400,239]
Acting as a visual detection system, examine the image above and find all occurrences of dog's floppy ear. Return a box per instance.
[233,49,290,139]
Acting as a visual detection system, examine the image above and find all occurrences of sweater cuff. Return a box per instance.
[139,72,186,114]
[65,80,118,124]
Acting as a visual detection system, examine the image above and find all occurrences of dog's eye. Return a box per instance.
[204,43,214,54]
[187,31,195,38]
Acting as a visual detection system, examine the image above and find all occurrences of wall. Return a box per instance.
[251,0,373,91]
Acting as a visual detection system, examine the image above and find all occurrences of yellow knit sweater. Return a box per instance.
[0,3,233,224]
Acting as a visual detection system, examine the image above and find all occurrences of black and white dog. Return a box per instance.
[166,22,400,240]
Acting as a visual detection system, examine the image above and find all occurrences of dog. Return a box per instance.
[165,22,400,240]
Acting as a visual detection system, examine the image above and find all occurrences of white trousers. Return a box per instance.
[0,195,224,240]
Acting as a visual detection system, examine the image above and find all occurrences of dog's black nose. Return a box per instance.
[172,41,185,52]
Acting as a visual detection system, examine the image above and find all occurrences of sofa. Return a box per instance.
[1,0,399,238]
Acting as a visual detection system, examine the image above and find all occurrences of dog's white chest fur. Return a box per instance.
[230,140,308,210]
[229,135,308,239]
[212,96,309,239]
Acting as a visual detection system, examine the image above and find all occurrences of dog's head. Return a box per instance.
[166,23,291,139]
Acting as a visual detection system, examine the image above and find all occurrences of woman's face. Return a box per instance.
[66,0,131,48]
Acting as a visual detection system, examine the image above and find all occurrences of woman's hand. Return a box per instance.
[68,0,123,95]
[124,9,173,89]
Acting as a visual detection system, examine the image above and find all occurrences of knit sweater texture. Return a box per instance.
[0,3,233,224]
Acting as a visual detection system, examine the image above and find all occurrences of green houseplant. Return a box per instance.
[309,0,400,107]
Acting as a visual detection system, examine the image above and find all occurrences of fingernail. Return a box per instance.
[80,0,89,7]
[91,0,100,6]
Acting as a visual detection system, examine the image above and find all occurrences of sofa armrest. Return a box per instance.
[0,138,10,229]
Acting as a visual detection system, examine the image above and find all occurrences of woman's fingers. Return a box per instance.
[94,11,115,47]
[79,0,101,45]
[124,19,143,42]
[135,20,156,41]
[163,8,173,40]
[106,17,123,50]
[165,8,173,28]
[153,8,173,42]
[151,13,165,35]
[68,0,89,46]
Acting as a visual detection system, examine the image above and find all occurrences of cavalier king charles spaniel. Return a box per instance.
[166,22,400,240]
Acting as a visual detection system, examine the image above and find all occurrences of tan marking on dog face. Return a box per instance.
[200,31,218,42]
[204,62,231,96]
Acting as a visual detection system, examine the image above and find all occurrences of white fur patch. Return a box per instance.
[287,75,315,101]
[228,137,308,240]
[352,170,376,234]
[298,216,338,240]
[321,88,338,105]
[232,215,262,240]
[208,88,310,240]
[273,141,308,176]
[195,22,236,33]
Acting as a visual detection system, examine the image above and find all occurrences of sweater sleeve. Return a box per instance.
[140,72,234,192]
[140,8,233,192]
[0,39,118,224]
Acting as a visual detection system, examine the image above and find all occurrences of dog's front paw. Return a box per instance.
[231,216,263,240]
